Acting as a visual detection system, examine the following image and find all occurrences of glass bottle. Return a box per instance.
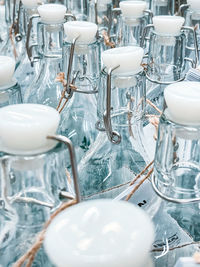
[24,4,66,107]
[0,0,24,66]
[182,0,200,60]
[149,0,175,15]
[78,46,151,198]
[151,81,200,266]
[142,15,198,84]
[65,0,88,21]
[0,103,80,265]
[61,20,101,162]
[115,1,151,47]
[0,56,22,107]
[14,0,40,97]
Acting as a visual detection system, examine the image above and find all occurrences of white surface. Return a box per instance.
[187,0,200,11]
[21,0,38,8]
[0,56,15,87]
[120,1,147,18]
[64,21,97,44]
[38,4,66,24]
[0,104,60,155]
[44,199,154,267]
[175,257,200,267]
[153,16,185,36]
[164,81,200,125]
[102,46,144,75]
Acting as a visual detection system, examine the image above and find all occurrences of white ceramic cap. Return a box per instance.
[120,1,147,18]
[164,81,200,125]
[21,0,38,8]
[102,46,144,75]
[153,16,185,36]
[64,21,98,44]
[44,199,154,267]
[0,56,15,88]
[38,4,66,24]
[187,0,200,11]
[0,104,60,155]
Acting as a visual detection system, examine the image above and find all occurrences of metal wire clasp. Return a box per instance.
[103,66,121,145]
[47,135,81,203]
[140,24,154,47]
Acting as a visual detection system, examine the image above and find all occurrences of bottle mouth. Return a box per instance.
[0,104,60,155]
[38,4,66,24]
[153,16,185,36]
[102,46,144,75]
[64,21,98,45]
[120,1,147,18]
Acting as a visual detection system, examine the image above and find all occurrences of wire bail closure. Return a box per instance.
[47,135,81,203]
[103,65,121,145]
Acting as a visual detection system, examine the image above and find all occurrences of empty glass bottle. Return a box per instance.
[78,46,151,197]
[115,1,152,47]
[142,15,198,84]
[0,103,79,265]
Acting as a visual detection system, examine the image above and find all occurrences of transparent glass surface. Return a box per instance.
[0,142,71,265]
[0,83,22,107]
[185,9,200,61]
[66,0,88,20]
[88,0,112,32]
[115,179,198,267]
[116,15,148,47]
[14,7,40,97]
[147,31,186,83]
[78,70,150,197]
[25,23,98,163]
[154,114,200,200]
[149,0,174,15]
[63,40,101,93]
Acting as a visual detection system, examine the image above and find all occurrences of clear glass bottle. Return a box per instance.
[149,0,175,15]
[61,20,101,162]
[0,56,22,107]
[65,0,88,21]
[78,46,151,198]
[24,4,66,108]
[115,1,151,47]
[0,0,24,66]
[151,81,200,266]
[183,0,200,60]
[142,15,198,84]
[0,103,80,265]
[14,0,40,96]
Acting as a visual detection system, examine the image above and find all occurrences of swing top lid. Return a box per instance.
[44,199,154,267]
[0,104,60,155]
[102,46,144,75]
[38,4,66,24]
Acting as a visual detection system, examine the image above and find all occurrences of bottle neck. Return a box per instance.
[37,22,64,58]
[97,70,146,129]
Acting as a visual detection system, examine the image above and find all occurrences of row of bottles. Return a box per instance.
[0,0,200,266]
